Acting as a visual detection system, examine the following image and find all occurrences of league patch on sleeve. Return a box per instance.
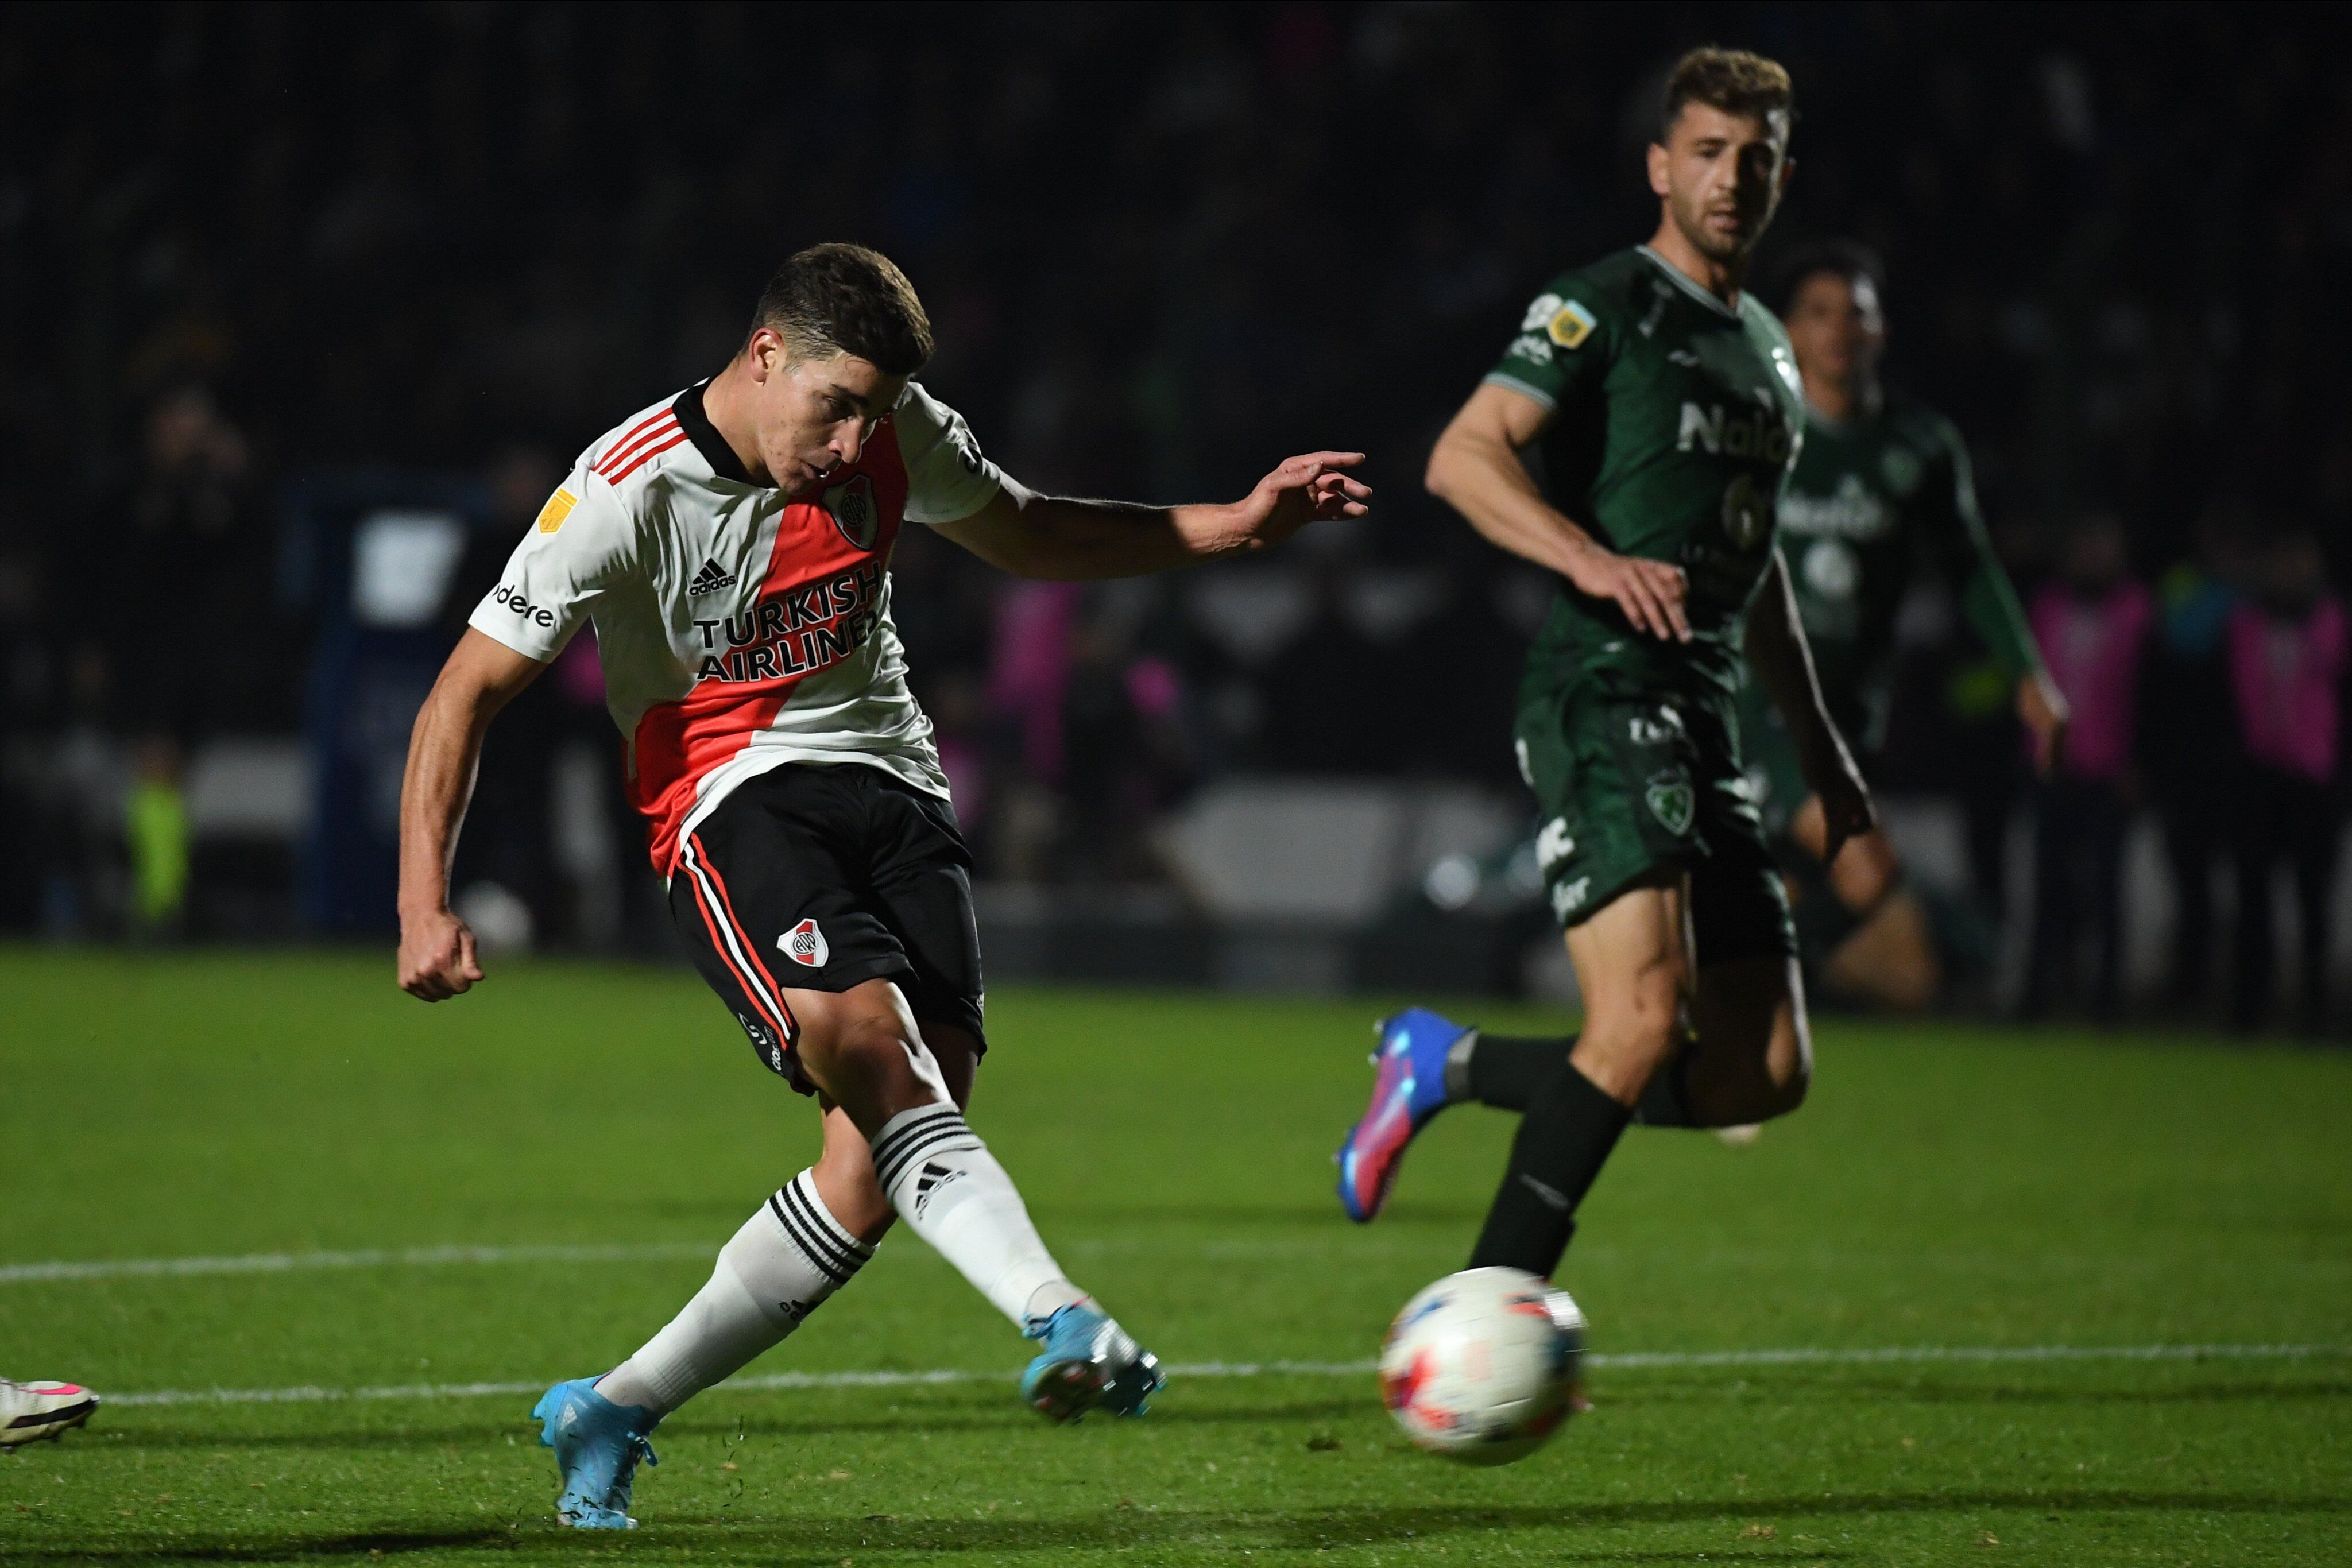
[536,489,579,535]
[1546,301,1597,350]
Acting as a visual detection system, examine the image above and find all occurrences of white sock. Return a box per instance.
[869,1104,1087,1332]
[594,1171,873,1418]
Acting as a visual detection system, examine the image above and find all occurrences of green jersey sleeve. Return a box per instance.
[1481,281,1615,412]
[1924,420,2042,679]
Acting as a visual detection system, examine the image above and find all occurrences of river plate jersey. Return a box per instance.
[469,380,1003,877]
[1769,389,2038,748]
[1487,245,1805,707]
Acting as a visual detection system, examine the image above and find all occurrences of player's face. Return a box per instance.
[1649,102,1792,263]
[745,332,910,497]
[1783,272,1885,390]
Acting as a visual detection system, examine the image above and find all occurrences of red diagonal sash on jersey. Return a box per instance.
[628,428,911,875]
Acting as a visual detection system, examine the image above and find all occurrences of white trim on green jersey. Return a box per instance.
[1634,245,1743,319]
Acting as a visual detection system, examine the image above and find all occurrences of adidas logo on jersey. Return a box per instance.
[779,917,828,967]
[688,558,737,597]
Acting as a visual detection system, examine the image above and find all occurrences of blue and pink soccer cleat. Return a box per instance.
[1335,1008,1474,1222]
[531,1377,661,1530]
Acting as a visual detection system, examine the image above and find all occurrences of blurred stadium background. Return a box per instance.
[4,1,2347,1032]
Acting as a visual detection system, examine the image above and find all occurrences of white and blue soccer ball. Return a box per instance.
[1379,1266,1585,1465]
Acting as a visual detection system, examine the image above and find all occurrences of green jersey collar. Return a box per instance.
[1635,245,1742,319]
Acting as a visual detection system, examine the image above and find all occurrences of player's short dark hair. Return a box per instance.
[1659,46,1794,143]
[751,243,933,376]
[1773,239,1887,315]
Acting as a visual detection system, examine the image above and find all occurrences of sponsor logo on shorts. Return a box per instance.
[1627,704,1684,746]
[1646,769,1697,837]
[735,1011,777,1052]
[780,918,829,967]
[1550,876,1591,920]
[1535,817,1576,873]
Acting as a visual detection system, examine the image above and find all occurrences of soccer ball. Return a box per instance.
[1379,1266,1585,1465]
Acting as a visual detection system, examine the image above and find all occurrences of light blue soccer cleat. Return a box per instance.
[1335,1007,1473,1222]
[1020,1302,1165,1423]
[531,1377,660,1529]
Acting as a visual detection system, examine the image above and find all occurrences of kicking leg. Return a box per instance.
[592,1031,978,1424]
[790,978,1160,1421]
[1467,874,1688,1277]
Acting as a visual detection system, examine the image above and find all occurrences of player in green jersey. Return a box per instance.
[1334,49,1871,1286]
[1738,242,2068,1009]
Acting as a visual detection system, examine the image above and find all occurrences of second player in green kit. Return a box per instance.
[1738,245,2065,1008]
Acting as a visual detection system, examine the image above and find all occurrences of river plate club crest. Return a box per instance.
[823,473,880,551]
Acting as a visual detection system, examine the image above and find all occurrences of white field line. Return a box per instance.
[0,1242,712,1284]
[24,1237,2352,1283]
[107,1342,2351,1410]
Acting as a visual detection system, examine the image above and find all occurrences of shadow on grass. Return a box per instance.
[1608,1375,2352,1410]
[1865,1378,2352,1408]
[106,1396,1378,1451]
[17,1489,2346,1562]
[0,1528,509,1562]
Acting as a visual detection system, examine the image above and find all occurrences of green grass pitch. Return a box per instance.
[3,949,2349,1565]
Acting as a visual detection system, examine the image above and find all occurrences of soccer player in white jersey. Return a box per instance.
[396,244,1370,1529]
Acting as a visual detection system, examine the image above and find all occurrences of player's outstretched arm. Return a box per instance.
[396,629,548,1001]
[1426,384,1690,642]
[1934,429,2070,773]
[1746,551,1874,860]
[927,453,1370,580]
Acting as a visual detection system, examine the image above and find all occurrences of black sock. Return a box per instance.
[1456,1033,1573,1111]
[1631,1041,1697,1126]
[1467,1060,1631,1277]
[1465,1031,1699,1126]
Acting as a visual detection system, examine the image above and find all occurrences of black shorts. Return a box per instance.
[668,763,986,1095]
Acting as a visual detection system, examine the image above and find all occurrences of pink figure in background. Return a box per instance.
[2021,518,2151,1021]
[2230,591,2346,784]
[2029,574,2153,783]
[1123,655,1181,721]
[554,633,606,708]
[988,580,1081,785]
[2224,531,2347,1033]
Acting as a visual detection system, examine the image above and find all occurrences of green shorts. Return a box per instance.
[1514,679,1794,967]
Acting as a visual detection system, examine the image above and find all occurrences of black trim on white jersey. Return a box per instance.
[675,381,761,486]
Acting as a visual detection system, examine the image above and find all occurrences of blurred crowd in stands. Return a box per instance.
[1,5,2346,1031]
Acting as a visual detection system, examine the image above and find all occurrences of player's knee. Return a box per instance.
[1831,833,1901,913]
[1586,963,1683,1067]
[795,993,926,1095]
